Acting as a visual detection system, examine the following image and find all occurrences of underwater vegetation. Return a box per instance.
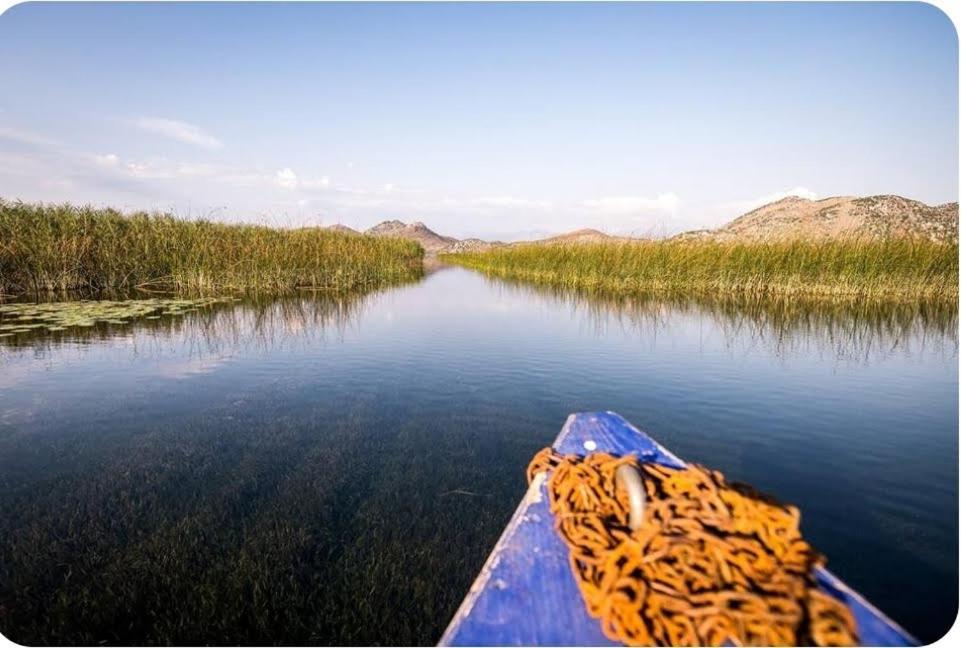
[0,388,531,646]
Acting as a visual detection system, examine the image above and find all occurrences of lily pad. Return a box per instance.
[0,296,237,342]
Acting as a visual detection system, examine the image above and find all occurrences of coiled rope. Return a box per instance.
[527,448,859,646]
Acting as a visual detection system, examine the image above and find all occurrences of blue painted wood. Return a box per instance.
[440,411,917,646]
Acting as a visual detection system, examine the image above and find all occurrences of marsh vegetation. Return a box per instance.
[444,238,958,302]
[0,200,423,295]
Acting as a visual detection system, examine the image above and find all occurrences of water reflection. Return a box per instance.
[0,268,956,645]
[0,291,377,362]
[487,277,958,363]
[3,278,955,367]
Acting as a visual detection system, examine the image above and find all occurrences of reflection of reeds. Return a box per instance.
[0,200,424,295]
[444,238,958,302]
[0,288,403,355]
[488,276,958,361]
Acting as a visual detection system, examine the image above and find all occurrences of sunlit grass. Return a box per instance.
[0,199,424,295]
[443,238,958,302]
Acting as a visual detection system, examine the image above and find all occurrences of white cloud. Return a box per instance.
[275,168,298,189]
[721,186,818,214]
[473,196,553,210]
[132,117,223,150]
[125,161,172,179]
[301,175,330,189]
[0,126,58,148]
[175,162,217,177]
[93,153,119,167]
[582,193,680,215]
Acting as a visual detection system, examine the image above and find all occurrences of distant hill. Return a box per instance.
[325,223,359,235]
[519,228,625,246]
[365,220,505,254]
[365,220,458,253]
[678,194,958,243]
[362,219,636,253]
[354,194,957,254]
[446,238,504,253]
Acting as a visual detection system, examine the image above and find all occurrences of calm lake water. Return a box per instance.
[0,266,957,645]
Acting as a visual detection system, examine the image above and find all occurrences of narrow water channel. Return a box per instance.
[0,266,956,644]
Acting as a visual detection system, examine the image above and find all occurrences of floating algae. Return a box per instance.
[0,297,236,343]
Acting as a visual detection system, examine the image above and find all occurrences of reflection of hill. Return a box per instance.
[421,256,458,276]
[488,277,958,362]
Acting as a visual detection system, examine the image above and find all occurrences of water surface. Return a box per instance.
[0,267,957,644]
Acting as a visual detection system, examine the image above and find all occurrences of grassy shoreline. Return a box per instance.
[443,239,959,303]
[0,200,424,295]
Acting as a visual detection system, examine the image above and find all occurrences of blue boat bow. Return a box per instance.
[440,411,917,647]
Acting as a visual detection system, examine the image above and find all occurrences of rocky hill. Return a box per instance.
[364,220,506,254]
[325,223,359,234]
[350,194,956,253]
[365,220,459,253]
[359,222,629,252]
[681,194,958,243]
[518,228,623,246]
[446,238,503,253]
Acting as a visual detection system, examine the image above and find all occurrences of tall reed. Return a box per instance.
[0,200,423,295]
[444,238,958,302]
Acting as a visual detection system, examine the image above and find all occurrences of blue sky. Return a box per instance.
[0,2,957,239]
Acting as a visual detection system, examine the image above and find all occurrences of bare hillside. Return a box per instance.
[365,220,458,253]
[520,228,619,246]
[325,223,359,235]
[684,194,958,242]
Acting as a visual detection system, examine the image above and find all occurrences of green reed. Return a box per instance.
[0,199,424,295]
[444,238,958,302]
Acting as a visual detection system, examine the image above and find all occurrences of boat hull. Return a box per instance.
[440,411,916,646]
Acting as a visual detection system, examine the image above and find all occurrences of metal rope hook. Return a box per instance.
[615,463,646,531]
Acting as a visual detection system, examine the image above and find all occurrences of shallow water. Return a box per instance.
[0,266,957,645]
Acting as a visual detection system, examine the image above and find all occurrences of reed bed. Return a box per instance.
[0,199,423,295]
[444,238,959,302]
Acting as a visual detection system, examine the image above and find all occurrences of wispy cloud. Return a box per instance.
[92,153,120,167]
[720,187,819,215]
[0,123,691,238]
[582,193,680,215]
[472,196,553,210]
[0,126,59,148]
[132,117,223,150]
[275,167,298,189]
[302,175,330,189]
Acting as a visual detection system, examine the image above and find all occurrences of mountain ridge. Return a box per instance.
[677,194,958,243]
[329,193,958,253]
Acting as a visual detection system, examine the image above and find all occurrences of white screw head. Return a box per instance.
[584,440,597,451]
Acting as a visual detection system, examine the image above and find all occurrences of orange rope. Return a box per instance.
[527,448,858,646]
